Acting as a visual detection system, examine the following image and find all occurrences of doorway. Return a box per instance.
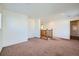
[70,20,79,40]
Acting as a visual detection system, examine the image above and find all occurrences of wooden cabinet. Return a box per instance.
[40,29,53,40]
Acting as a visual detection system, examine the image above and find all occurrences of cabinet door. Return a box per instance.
[41,30,46,36]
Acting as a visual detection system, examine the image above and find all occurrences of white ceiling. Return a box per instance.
[1,3,79,18]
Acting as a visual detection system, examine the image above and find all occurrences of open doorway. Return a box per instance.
[70,20,79,40]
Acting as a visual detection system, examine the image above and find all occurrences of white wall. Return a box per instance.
[28,18,36,38]
[0,30,2,52]
[2,10,40,47]
[0,13,1,29]
[28,18,40,38]
[2,10,29,47]
[0,5,3,52]
[47,19,70,39]
[34,19,40,37]
[0,14,2,51]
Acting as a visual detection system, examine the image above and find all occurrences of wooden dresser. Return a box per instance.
[40,29,53,40]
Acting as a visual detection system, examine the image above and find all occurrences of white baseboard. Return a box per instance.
[54,37,70,40]
[3,39,28,47]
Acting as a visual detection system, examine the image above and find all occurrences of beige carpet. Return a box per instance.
[0,38,79,56]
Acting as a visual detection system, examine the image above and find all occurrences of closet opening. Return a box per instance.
[70,20,79,40]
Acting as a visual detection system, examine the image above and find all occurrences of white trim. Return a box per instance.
[3,39,28,47]
[0,47,2,52]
